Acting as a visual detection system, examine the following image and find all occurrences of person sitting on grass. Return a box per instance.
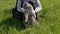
[13,0,42,22]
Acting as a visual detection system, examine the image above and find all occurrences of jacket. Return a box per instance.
[17,0,42,13]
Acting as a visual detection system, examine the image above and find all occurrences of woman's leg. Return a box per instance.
[36,13,38,20]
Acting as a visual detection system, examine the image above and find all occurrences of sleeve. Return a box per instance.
[17,0,25,13]
[35,0,42,12]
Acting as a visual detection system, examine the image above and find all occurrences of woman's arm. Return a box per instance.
[35,0,42,12]
[17,0,25,13]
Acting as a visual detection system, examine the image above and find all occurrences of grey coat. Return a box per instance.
[17,0,42,13]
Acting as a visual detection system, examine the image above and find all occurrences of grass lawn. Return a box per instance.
[0,0,60,34]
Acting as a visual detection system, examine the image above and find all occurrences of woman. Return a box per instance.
[13,0,42,21]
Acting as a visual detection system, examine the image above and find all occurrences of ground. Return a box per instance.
[0,0,60,34]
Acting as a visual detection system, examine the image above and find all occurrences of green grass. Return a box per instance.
[0,0,60,34]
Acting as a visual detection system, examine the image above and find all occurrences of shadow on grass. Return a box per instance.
[0,17,26,31]
[0,8,27,34]
[0,17,26,34]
